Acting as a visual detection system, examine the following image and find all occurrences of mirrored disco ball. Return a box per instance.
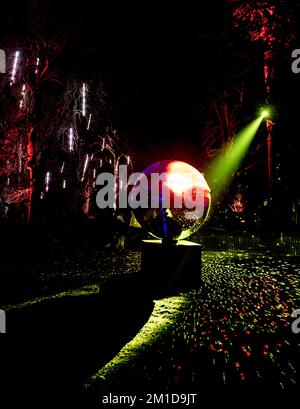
[130,160,211,241]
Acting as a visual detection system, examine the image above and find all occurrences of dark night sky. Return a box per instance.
[1,1,227,164]
[70,1,227,163]
[1,0,300,192]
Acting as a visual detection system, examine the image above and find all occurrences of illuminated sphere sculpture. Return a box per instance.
[131,160,211,241]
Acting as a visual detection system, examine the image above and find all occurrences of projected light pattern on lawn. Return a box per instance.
[89,296,187,384]
[87,252,300,393]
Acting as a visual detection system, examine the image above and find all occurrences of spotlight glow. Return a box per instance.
[261,110,270,118]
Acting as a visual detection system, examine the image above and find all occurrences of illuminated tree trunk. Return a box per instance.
[230,0,292,186]
[262,30,274,186]
[25,127,34,223]
[266,120,273,186]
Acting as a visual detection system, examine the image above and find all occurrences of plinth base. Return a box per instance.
[141,239,201,297]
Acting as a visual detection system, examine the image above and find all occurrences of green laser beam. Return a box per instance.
[206,114,265,204]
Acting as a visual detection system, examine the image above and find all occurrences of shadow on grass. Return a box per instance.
[1,273,154,406]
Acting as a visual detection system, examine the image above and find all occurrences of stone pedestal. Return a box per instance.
[141,239,201,297]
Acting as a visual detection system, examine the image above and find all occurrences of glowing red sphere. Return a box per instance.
[131,160,211,241]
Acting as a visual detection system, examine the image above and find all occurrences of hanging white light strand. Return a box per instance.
[45,171,50,192]
[60,162,65,173]
[92,168,96,187]
[35,57,40,75]
[87,113,92,130]
[69,127,74,152]
[82,83,87,117]
[81,154,89,181]
[19,84,26,109]
[10,50,20,84]
[63,180,66,189]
